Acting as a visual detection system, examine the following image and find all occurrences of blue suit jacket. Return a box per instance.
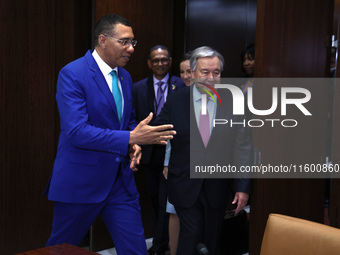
[44,50,138,204]
[132,75,186,165]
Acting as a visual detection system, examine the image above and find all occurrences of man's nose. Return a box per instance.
[207,72,214,79]
[127,44,135,53]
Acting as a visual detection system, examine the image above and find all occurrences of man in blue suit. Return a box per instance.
[132,45,185,255]
[44,14,176,255]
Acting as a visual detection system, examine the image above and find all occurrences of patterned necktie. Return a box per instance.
[199,98,210,147]
[156,81,165,115]
[111,70,122,122]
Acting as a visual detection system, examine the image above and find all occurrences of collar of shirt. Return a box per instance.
[193,84,217,133]
[92,50,120,93]
[92,50,124,109]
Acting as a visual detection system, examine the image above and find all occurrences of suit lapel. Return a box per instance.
[209,101,221,145]
[189,86,206,149]
[86,51,121,125]
[117,67,127,129]
[146,76,156,113]
[209,90,230,143]
[167,75,174,95]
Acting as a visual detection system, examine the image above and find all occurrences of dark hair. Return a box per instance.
[180,51,193,63]
[241,43,255,62]
[94,14,131,46]
[148,45,171,59]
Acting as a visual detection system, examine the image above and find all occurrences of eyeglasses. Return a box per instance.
[150,58,170,65]
[104,35,137,47]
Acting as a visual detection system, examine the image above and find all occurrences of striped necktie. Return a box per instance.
[156,81,165,115]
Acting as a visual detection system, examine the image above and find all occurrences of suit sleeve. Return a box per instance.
[56,67,130,156]
[152,96,171,126]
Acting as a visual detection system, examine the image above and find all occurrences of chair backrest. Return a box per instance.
[260,213,340,255]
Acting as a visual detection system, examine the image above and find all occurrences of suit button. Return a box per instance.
[116,157,120,162]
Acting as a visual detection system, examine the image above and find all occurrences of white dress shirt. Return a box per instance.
[193,85,217,135]
[92,50,125,111]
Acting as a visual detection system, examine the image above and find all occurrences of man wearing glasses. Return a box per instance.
[44,14,176,254]
[133,45,185,255]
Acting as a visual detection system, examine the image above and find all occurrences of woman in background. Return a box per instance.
[179,51,193,86]
[241,44,255,93]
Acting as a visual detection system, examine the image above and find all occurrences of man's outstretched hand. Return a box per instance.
[129,113,176,145]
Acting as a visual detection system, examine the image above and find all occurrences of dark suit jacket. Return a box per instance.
[153,86,252,209]
[132,75,186,166]
[44,50,138,204]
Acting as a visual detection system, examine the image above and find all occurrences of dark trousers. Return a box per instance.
[144,164,169,251]
[175,189,226,255]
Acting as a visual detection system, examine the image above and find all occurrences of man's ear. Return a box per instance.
[98,34,107,48]
[147,59,152,69]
